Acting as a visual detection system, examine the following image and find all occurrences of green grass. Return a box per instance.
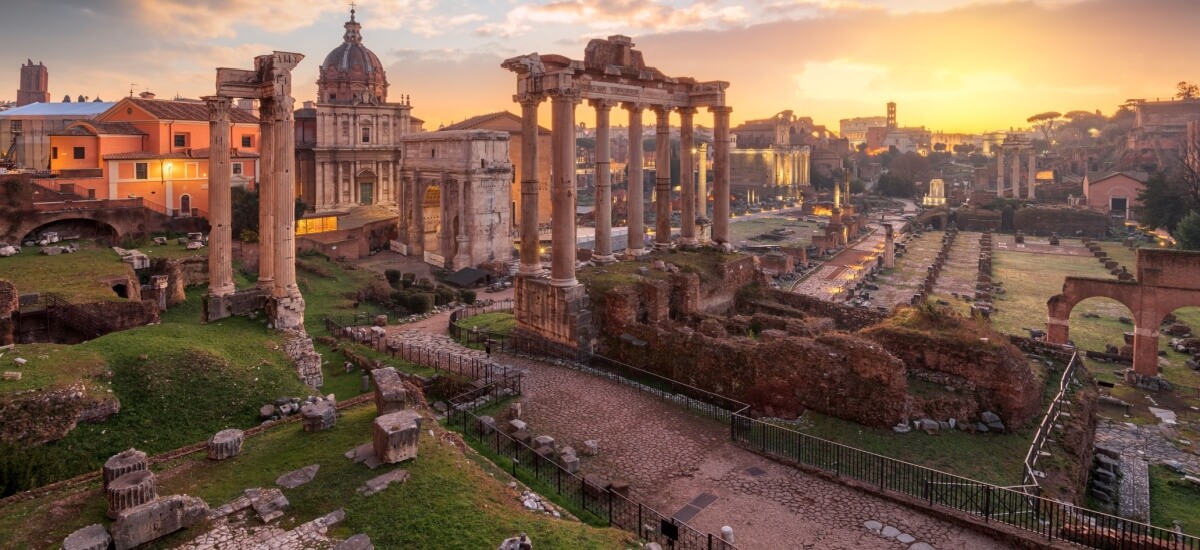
[1149,465,1200,535]
[137,243,207,261]
[0,242,135,302]
[0,406,629,549]
[456,312,517,336]
[0,343,106,396]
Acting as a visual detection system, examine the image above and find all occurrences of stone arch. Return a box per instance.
[1046,278,1140,346]
[20,218,120,245]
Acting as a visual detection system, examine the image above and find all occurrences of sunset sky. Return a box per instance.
[2,0,1198,133]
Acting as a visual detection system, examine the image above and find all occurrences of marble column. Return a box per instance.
[710,106,732,246]
[1027,150,1037,200]
[518,97,544,275]
[996,147,1005,198]
[1011,148,1021,200]
[678,107,697,246]
[624,103,646,256]
[257,99,277,291]
[549,91,579,287]
[883,223,895,268]
[273,95,300,301]
[697,142,709,241]
[591,99,615,263]
[204,96,235,298]
[653,106,672,250]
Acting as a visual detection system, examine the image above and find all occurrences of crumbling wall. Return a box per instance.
[0,279,16,347]
[0,382,120,445]
[862,324,1042,428]
[756,288,886,331]
[1014,207,1112,237]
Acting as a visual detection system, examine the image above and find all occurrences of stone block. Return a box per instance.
[207,429,244,460]
[477,415,496,434]
[373,410,421,464]
[374,314,388,327]
[583,474,610,498]
[561,453,579,474]
[582,440,599,456]
[301,400,337,432]
[371,367,420,414]
[276,464,320,489]
[2,371,20,380]
[512,430,532,446]
[246,487,289,524]
[508,419,527,433]
[103,448,148,492]
[111,494,209,550]
[532,435,555,450]
[610,480,630,497]
[106,470,157,519]
[62,524,111,550]
[335,534,375,550]
[357,469,409,497]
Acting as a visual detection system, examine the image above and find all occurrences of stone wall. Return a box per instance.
[1012,207,1112,237]
[0,279,16,347]
[862,325,1042,428]
[756,289,886,331]
[0,381,120,445]
[150,256,208,307]
[514,277,593,350]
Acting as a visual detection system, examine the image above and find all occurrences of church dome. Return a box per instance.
[317,8,388,104]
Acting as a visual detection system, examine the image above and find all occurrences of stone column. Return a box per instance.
[996,147,1005,198]
[549,91,579,287]
[624,103,646,256]
[697,142,709,243]
[204,96,235,297]
[409,178,425,255]
[678,107,697,246]
[1027,149,1037,200]
[257,99,277,291]
[653,106,672,250]
[710,106,732,246]
[883,223,895,268]
[591,99,615,263]
[518,97,544,275]
[454,178,471,269]
[273,96,299,300]
[1011,148,1021,199]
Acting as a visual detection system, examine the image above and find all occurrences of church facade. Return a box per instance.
[296,9,514,269]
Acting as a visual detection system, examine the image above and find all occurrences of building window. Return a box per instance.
[241,135,253,148]
[173,133,187,147]
[135,162,148,180]
[73,147,85,159]
[361,127,370,143]
[232,162,243,175]
[52,147,58,160]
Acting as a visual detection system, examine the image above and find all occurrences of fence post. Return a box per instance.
[984,485,992,522]
[607,489,613,527]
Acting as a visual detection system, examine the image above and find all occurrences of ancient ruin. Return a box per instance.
[1048,248,1200,377]
[996,133,1037,199]
[201,51,323,388]
[503,35,731,348]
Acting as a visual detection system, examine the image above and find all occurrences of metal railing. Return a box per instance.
[1021,351,1082,490]
[447,404,738,550]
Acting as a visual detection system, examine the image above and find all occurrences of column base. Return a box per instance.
[550,277,579,288]
[518,264,547,277]
[677,237,699,247]
[626,247,649,257]
[592,254,617,265]
[272,290,307,331]
[654,242,673,252]
[209,283,236,299]
[256,278,275,292]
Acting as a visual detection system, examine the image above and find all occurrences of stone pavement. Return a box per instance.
[499,353,1006,550]
[177,509,349,549]
[1095,419,1200,473]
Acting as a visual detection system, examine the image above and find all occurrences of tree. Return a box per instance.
[933,143,947,152]
[888,152,931,184]
[1137,173,1194,231]
[856,142,868,153]
[1175,211,1200,250]
[1176,81,1199,100]
[875,172,914,198]
[1027,111,1062,142]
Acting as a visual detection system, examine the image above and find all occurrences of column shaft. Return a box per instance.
[1027,150,1037,199]
[678,107,696,245]
[274,97,298,297]
[591,100,615,263]
[653,107,672,249]
[711,106,732,245]
[996,148,1006,198]
[257,101,276,290]
[625,104,645,255]
[204,96,235,297]
[518,98,543,275]
[697,143,709,243]
[550,93,579,287]
[1011,149,1020,199]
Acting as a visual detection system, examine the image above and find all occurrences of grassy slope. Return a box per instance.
[0,406,629,549]
[0,244,134,302]
[1149,465,1200,535]
[455,312,517,336]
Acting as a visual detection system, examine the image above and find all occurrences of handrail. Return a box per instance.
[1020,351,1082,491]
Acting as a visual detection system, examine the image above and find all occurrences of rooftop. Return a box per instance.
[0,101,115,118]
[122,98,258,124]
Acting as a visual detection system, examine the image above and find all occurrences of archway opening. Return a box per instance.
[112,283,128,299]
[422,185,441,254]
[21,218,119,246]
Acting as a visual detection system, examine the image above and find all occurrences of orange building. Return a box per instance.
[46,94,260,217]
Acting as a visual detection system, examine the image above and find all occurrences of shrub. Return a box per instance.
[120,234,149,249]
[408,292,434,314]
[385,269,402,288]
[461,289,477,305]
[390,290,412,306]
[240,229,259,243]
[434,287,457,306]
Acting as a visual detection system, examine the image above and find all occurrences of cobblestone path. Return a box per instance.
[500,353,1007,550]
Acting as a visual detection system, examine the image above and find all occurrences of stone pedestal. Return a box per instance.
[103,448,148,492]
[207,429,245,460]
[373,410,422,464]
[514,275,592,350]
[371,367,420,414]
[301,401,337,432]
[107,470,157,519]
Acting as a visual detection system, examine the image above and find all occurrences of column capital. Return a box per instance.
[588,98,616,111]
[516,94,544,107]
[202,96,234,119]
[708,105,733,115]
[649,104,671,116]
[675,105,698,116]
[621,102,646,113]
[546,88,581,104]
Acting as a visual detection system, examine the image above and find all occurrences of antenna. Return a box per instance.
[129,83,137,98]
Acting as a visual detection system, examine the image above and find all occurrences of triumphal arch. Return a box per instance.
[1047,249,1200,377]
[502,35,731,349]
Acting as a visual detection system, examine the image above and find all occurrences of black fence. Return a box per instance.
[447,405,737,550]
[1021,352,1082,490]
